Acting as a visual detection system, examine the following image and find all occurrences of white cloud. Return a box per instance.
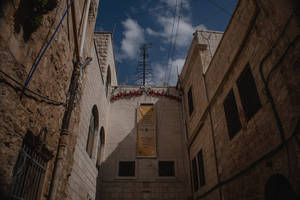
[119,18,145,61]
[146,27,162,37]
[152,58,185,86]
[154,15,206,47]
[159,0,190,10]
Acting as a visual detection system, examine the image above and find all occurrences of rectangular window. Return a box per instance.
[237,65,261,121]
[159,161,175,176]
[188,87,194,116]
[197,150,206,187]
[223,89,242,139]
[118,161,135,176]
[140,103,154,106]
[192,158,199,192]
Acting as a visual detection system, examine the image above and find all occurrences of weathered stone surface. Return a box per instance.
[180,0,300,199]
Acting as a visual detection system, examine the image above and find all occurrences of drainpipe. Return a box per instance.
[79,0,92,57]
[202,73,222,200]
[47,1,84,199]
[178,79,194,197]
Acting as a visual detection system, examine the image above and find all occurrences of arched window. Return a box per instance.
[96,127,105,169]
[265,174,298,200]
[105,66,111,97]
[86,105,99,158]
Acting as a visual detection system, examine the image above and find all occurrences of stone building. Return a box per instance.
[0,0,102,199]
[98,86,189,199]
[179,0,300,200]
[67,31,118,200]
[0,0,299,200]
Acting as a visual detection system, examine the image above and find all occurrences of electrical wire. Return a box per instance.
[205,0,249,27]
[164,0,178,85]
[166,0,183,85]
[24,4,61,89]
[0,69,65,106]
[22,0,75,91]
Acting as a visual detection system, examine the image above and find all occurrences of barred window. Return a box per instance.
[9,131,51,200]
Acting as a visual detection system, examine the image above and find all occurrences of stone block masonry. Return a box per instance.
[179,0,300,199]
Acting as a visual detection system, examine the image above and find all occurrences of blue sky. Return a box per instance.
[95,0,238,86]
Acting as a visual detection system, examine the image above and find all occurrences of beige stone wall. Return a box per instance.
[94,32,118,86]
[0,0,100,199]
[67,31,118,200]
[67,43,109,200]
[180,0,300,200]
[98,86,189,200]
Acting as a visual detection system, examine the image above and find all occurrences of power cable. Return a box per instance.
[167,0,183,85]
[205,0,249,27]
[206,0,232,16]
[0,69,65,106]
[164,0,178,85]
[22,0,75,94]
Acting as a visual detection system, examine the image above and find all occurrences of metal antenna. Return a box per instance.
[135,43,152,86]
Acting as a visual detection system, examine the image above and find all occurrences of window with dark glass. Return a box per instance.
[105,66,111,97]
[237,65,261,121]
[188,87,194,116]
[86,112,95,157]
[96,127,105,169]
[197,150,206,187]
[119,161,135,176]
[86,106,98,158]
[159,161,175,176]
[192,158,199,192]
[223,89,242,139]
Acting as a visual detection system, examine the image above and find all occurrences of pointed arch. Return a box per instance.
[86,105,99,158]
[265,174,298,200]
[96,127,105,169]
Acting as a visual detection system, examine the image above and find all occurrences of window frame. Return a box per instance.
[192,157,199,192]
[236,64,262,121]
[187,86,194,116]
[118,161,136,177]
[223,89,242,140]
[158,161,175,177]
[197,150,206,187]
[86,106,99,158]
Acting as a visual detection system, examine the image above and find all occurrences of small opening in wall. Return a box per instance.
[223,89,242,139]
[159,161,175,176]
[237,64,261,121]
[192,158,199,192]
[197,150,206,187]
[188,86,194,116]
[118,161,135,177]
[140,103,154,106]
[265,174,298,200]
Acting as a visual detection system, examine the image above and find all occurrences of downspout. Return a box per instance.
[48,1,83,199]
[202,73,222,200]
[178,80,194,197]
[79,0,92,57]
